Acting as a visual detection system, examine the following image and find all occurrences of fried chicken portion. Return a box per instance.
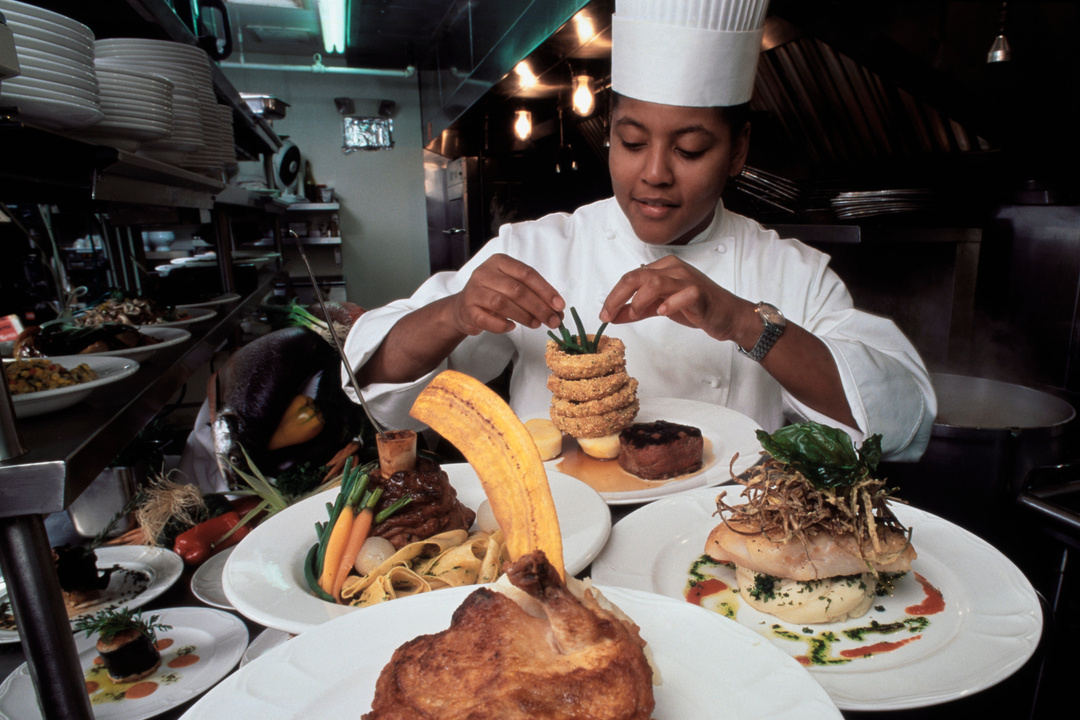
[363,551,655,720]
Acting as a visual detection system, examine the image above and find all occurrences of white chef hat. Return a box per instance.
[611,0,770,107]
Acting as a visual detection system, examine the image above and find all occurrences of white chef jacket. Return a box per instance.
[344,198,935,461]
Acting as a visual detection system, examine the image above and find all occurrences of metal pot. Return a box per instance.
[880,373,1076,541]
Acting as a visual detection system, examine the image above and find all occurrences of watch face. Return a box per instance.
[759,303,785,326]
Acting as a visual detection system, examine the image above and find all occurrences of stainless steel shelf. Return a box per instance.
[0,271,279,518]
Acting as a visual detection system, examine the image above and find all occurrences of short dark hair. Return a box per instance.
[610,92,750,134]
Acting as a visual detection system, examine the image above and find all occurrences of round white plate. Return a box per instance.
[191,546,235,610]
[0,545,183,644]
[10,33,93,65]
[9,52,97,84]
[5,355,139,417]
[0,606,247,720]
[176,293,241,309]
[0,1,94,40]
[590,486,1044,711]
[180,584,841,720]
[239,628,291,667]
[541,397,763,505]
[25,327,190,364]
[223,464,612,635]
[4,15,93,53]
[11,44,93,75]
[149,308,217,328]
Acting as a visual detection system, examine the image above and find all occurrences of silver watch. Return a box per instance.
[737,302,786,362]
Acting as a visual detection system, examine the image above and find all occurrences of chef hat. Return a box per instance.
[611,0,770,107]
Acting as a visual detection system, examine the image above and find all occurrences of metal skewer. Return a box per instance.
[288,231,387,438]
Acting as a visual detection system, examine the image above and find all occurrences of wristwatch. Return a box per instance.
[737,302,787,362]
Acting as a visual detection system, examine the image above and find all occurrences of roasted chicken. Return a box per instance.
[363,551,655,720]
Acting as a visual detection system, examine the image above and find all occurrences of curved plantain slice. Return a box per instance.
[410,370,565,578]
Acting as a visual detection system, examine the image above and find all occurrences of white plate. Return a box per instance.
[23,327,190,364]
[223,464,612,635]
[0,1,94,40]
[0,606,247,720]
[239,628,291,667]
[180,584,841,720]
[542,397,763,505]
[10,33,93,66]
[10,53,97,84]
[190,546,235,610]
[176,293,241,309]
[0,545,184,644]
[4,15,94,53]
[5,355,139,417]
[143,307,216,328]
[590,486,1044,711]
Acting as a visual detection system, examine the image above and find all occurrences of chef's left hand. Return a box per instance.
[599,256,756,343]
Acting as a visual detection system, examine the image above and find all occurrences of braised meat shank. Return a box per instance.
[371,457,476,549]
[363,550,655,720]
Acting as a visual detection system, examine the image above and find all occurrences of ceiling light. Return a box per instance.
[573,12,596,44]
[987,2,1011,63]
[515,61,538,88]
[318,0,346,54]
[513,110,532,141]
[571,75,595,117]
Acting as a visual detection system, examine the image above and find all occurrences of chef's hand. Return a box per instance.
[449,253,565,335]
[599,256,757,343]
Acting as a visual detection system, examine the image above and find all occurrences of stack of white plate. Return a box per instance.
[94,38,217,165]
[70,63,175,151]
[0,0,103,129]
[182,103,237,176]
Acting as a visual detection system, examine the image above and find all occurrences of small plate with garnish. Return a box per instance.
[0,545,183,644]
[0,606,248,720]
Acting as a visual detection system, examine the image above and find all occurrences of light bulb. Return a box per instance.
[513,110,532,141]
[572,75,595,117]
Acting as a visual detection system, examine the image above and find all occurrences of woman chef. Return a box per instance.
[343,0,936,461]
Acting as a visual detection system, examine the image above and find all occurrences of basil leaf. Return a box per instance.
[756,421,882,490]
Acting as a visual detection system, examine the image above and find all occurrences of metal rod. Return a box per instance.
[0,515,94,720]
[288,231,386,437]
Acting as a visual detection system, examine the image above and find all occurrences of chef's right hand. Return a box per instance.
[449,253,564,335]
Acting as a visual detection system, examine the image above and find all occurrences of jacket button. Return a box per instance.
[704,377,723,388]
[716,243,728,254]
[606,231,616,239]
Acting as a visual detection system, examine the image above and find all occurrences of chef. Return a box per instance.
[343,0,936,461]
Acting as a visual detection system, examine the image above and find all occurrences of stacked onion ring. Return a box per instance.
[546,335,639,457]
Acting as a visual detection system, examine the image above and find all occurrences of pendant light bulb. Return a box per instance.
[571,75,595,117]
[987,2,1011,63]
[513,109,532,141]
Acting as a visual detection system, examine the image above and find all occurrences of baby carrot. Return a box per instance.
[330,488,383,600]
[318,472,369,595]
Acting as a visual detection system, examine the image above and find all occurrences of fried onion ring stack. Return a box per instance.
[546,335,639,442]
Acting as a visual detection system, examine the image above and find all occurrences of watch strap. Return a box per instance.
[738,303,786,362]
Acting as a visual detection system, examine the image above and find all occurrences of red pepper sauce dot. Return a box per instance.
[125,682,158,700]
[168,654,200,669]
[905,573,945,616]
[685,578,728,606]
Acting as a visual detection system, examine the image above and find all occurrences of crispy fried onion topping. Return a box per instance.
[717,455,911,572]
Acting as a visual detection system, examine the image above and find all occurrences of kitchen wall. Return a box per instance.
[220,66,429,310]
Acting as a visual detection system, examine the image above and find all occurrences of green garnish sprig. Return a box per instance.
[73,608,171,643]
[547,307,608,355]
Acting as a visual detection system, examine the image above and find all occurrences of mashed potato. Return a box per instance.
[735,566,878,624]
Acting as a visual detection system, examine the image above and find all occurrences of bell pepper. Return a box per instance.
[172,497,263,566]
[267,394,324,450]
